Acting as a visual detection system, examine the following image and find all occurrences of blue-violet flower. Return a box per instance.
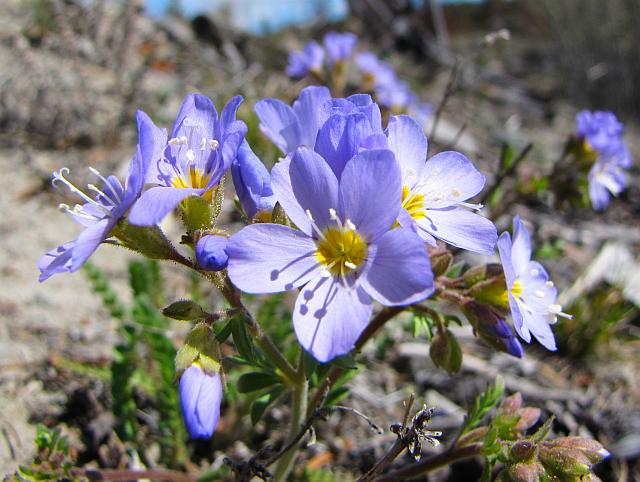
[227,147,434,362]
[497,216,571,351]
[128,93,247,226]
[179,363,223,439]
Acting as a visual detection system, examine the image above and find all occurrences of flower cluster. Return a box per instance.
[286,31,357,78]
[39,87,570,439]
[286,32,432,126]
[575,110,631,211]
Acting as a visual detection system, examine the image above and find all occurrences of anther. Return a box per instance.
[534,290,544,298]
[186,149,196,162]
[209,139,220,150]
[329,208,338,220]
[320,269,331,278]
[345,219,356,231]
[546,281,554,288]
[452,188,461,197]
[344,261,357,270]
[306,209,314,221]
[531,268,540,276]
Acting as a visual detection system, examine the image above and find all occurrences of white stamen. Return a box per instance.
[320,269,331,278]
[199,138,207,150]
[452,188,461,197]
[87,184,116,207]
[51,168,111,216]
[549,304,572,319]
[457,201,483,211]
[530,268,540,276]
[209,139,220,150]
[546,281,554,288]
[345,219,356,231]
[534,290,545,298]
[89,167,122,204]
[186,149,196,162]
[306,209,314,221]
[329,208,338,220]
[180,135,188,144]
[434,193,444,202]
[344,261,357,270]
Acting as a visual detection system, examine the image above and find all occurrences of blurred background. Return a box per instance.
[0,0,638,480]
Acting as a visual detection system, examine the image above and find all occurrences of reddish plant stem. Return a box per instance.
[72,468,196,481]
[373,443,483,481]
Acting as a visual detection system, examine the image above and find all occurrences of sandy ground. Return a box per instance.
[0,147,135,474]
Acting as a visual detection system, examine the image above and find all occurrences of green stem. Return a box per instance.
[207,271,298,384]
[272,358,308,481]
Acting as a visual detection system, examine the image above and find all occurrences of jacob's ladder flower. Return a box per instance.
[386,115,497,255]
[38,111,154,281]
[227,147,433,362]
[497,216,571,351]
[179,362,223,439]
[128,93,246,226]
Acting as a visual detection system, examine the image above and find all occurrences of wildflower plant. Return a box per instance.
[35,33,615,480]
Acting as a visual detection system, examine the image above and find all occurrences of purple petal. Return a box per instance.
[255,99,301,154]
[314,112,375,178]
[231,141,276,219]
[346,94,382,132]
[128,186,203,226]
[386,115,427,185]
[70,218,113,270]
[522,312,557,351]
[510,216,532,276]
[38,242,74,282]
[226,224,321,294]
[179,365,222,439]
[497,231,516,288]
[217,95,243,138]
[294,277,371,362]
[418,151,486,209]
[271,154,312,236]
[135,109,167,188]
[361,228,434,306]
[508,295,530,343]
[292,86,332,148]
[417,208,497,255]
[338,149,401,240]
[288,147,339,231]
[171,93,218,139]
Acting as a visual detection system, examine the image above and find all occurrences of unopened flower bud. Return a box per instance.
[196,235,229,271]
[429,249,453,277]
[499,393,523,415]
[430,329,462,374]
[539,445,592,476]
[543,437,610,464]
[462,300,523,358]
[179,363,223,439]
[511,441,537,462]
[514,407,541,432]
[505,461,546,482]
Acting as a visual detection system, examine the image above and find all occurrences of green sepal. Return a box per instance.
[180,186,223,234]
[430,329,462,375]
[162,299,210,321]
[113,221,179,260]
[175,322,221,374]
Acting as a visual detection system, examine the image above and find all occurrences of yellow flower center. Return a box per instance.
[402,185,426,220]
[316,227,367,276]
[510,279,523,298]
[172,167,214,202]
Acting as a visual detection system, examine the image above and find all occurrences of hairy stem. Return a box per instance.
[272,363,308,481]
